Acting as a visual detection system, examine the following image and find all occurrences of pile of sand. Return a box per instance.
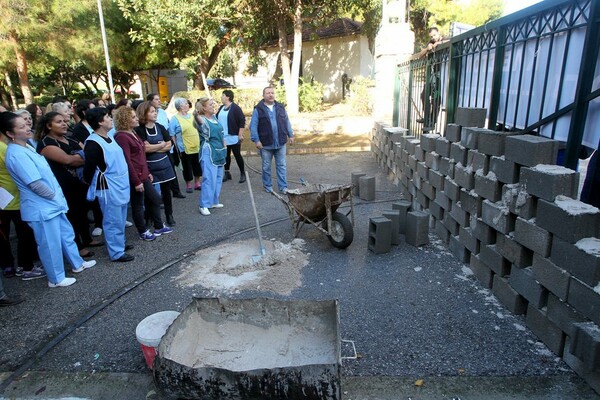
[175,239,308,295]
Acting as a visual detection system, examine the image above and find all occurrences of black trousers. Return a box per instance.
[65,186,93,249]
[0,209,38,271]
[131,181,163,233]
[181,152,202,182]
[225,142,245,174]
[159,181,173,217]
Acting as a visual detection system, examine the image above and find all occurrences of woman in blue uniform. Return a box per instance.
[0,112,96,288]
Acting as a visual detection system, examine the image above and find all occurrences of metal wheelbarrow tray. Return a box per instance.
[153,297,341,400]
[272,183,354,249]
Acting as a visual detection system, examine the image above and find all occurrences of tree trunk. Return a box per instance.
[8,31,32,105]
[276,12,291,92]
[5,72,18,110]
[192,37,230,91]
[287,0,303,115]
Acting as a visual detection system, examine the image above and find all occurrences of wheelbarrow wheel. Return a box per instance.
[325,212,353,249]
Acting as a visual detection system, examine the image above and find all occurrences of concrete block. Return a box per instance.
[525,304,566,356]
[435,138,451,158]
[461,127,483,150]
[443,177,461,201]
[443,212,460,236]
[429,200,444,221]
[420,133,440,152]
[563,336,600,395]
[478,130,515,156]
[471,218,496,245]
[460,188,482,217]
[536,197,600,243]
[513,217,552,257]
[490,156,520,184]
[445,123,462,142]
[474,171,502,202]
[570,322,600,371]
[492,275,527,315]
[509,266,548,309]
[351,172,366,196]
[496,233,533,268]
[434,191,451,211]
[449,234,470,263]
[406,211,430,247]
[392,200,412,235]
[425,151,441,171]
[505,135,559,167]
[568,277,600,326]
[454,163,475,190]
[470,254,494,288]
[450,143,468,165]
[467,150,489,174]
[547,294,588,337]
[460,226,480,255]
[480,244,511,277]
[532,254,571,301]
[417,162,429,181]
[421,180,436,201]
[368,217,392,254]
[501,184,536,220]
[405,138,420,154]
[408,154,417,171]
[416,190,430,210]
[481,200,515,234]
[434,220,451,244]
[455,107,487,128]
[429,169,445,191]
[414,145,426,162]
[450,201,470,227]
[399,135,416,148]
[382,210,402,245]
[439,157,455,179]
[551,236,600,288]
[358,176,376,201]
[520,165,579,202]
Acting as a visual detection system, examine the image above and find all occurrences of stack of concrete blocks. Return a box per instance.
[371,114,600,392]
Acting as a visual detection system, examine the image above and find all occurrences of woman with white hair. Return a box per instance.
[168,97,201,193]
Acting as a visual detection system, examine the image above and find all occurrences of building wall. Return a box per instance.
[138,70,188,103]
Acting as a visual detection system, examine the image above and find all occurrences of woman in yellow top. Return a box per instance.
[0,118,43,280]
[168,98,201,193]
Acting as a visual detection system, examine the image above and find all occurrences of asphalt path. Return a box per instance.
[0,152,598,399]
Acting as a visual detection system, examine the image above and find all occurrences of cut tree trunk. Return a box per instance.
[8,31,32,105]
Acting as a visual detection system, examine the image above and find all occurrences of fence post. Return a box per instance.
[487,26,506,130]
[446,42,460,125]
[407,63,414,134]
[564,0,600,169]
[393,65,401,127]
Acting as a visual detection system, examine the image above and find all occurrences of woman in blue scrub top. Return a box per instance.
[0,112,96,288]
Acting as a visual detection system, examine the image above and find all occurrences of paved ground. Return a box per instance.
[0,152,598,399]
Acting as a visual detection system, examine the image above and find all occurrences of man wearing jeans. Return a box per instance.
[250,87,294,193]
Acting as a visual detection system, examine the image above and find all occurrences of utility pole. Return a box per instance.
[97,0,115,103]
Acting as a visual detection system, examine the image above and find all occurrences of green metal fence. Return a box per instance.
[393,0,600,169]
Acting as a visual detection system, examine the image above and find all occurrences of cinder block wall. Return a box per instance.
[370,121,600,393]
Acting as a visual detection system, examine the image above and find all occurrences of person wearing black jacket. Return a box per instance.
[216,90,246,183]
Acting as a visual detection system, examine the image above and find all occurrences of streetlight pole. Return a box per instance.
[97,0,115,103]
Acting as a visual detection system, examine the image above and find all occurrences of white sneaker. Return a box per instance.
[211,204,224,208]
[125,220,133,228]
[48,277,76,288]
[73,260,96,273]
[91,227,103,236]
[199,207,211,216]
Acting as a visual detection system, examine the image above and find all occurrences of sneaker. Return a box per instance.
[239,175,246,183]
[264,187,273,193]
[154,225,173,236]
[15,267,24,277]
[125,220,133,228]
[21,266,47,281]
[73,260,96,273]
[186,187,193,193]
[211,203,224,208]
[194,185,201,191]
[0,295,25,307]
[91,227,103,237]
[113,253,134,262]
[139,230,156,241]
[48,277,76,288]
[199,207,211,216]
[280,188,288,194]
[2,267,15,278]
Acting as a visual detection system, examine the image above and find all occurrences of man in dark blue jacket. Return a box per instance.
[250,87,294,193]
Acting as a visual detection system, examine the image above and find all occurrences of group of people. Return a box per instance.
[0,86,295,306]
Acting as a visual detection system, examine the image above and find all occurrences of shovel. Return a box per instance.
[244,171,266,262]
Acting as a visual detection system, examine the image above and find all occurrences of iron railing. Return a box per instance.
[393,0,600,169]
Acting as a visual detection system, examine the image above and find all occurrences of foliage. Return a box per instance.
[169,88,263,115]
[343,75,374,115]
[272,78,325,112]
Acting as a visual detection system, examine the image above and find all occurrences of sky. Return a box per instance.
[503,0,544,16]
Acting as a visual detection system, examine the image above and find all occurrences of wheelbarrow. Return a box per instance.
[271,183,354,249]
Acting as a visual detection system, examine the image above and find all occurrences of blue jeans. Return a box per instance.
[200,145,224,208]
[260,146,287,192]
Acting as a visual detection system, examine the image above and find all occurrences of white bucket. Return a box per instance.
[135,311,180,369]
